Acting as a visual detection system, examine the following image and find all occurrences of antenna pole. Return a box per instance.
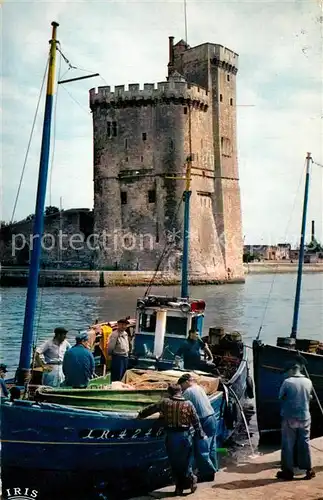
[290,152,312,338]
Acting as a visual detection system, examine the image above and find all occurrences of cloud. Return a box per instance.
[1,0,323,245]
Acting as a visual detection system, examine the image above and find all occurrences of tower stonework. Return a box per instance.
[89,38,244,282]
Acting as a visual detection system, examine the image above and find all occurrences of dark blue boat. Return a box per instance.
[253,152,323,444]
[1,22,249,499]
[253,341,323,443]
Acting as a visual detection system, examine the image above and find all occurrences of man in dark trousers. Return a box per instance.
[276,359,316,480]
[137,383,205,495]
[178,373,217,481]
[107,319,130,382]
[63,332,95,388]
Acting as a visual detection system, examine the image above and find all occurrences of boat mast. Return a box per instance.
[16,22,59,385]
[181,107,192,299]
[290,152,312,339]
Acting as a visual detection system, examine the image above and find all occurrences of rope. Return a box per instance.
[60,84,91,115]
[303,365,323,416]
[10,57,49,223]
[144,194,184,296]
[256,158,308,340]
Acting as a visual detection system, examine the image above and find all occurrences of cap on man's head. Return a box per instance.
[0,363,7,373]
[167,383,182,396]
[117,319,130,325]
[75,331,89,342]
[178,373,193,385]
[283,360,301,373]
[54,327,68,335]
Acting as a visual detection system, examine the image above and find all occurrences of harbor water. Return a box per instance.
[1,272,322,464]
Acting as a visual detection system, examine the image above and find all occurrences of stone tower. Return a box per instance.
[89,37,244,281]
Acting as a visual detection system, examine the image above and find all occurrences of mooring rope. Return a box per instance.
[10,58,49,223]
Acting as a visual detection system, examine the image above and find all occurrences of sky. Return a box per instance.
[1,0,323,245]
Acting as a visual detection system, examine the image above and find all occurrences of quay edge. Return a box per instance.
[0,268,245,287]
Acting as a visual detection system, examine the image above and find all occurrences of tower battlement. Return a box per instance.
[89,81,209,110]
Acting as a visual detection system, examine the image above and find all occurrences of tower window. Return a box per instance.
[107,121,117,138]
[148,189,156,203]
[220,94,223,102]
[230,98,233,106]
[125,138,128,148]
[227,75,230,82]
[184,107,188,114]
[125,156,129,162]
[142,132,147,141]
[140,155,144,162]
[121,192,127,205]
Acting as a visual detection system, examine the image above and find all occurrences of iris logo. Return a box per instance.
[5,488,38,500]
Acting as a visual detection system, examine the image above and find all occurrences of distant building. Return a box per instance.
[244,243,291,261]
[0,209,94,268]
[277,243,291,260]
[244,244,279,260]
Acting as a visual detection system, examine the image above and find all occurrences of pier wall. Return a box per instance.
[0,268,244,287]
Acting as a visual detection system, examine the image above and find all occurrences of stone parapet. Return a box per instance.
[89,81,209,110]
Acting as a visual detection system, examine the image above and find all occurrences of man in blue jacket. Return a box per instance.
[63,332,95,388]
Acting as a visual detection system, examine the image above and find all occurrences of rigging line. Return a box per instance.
[313,160,323,169]
[256,158,308,340]
[145,194,184,297]
[155,199,185,284]
[49,49,62,207]
[56,44,97,77]
[56,45,77,70]
[60,84,91,115]
[10,57,49,224]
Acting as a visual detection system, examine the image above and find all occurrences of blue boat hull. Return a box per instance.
[1,354,248,498]
[253,340,323,443]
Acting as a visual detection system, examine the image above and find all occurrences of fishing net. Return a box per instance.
[122,369,220,395]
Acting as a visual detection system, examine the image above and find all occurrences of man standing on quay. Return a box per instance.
[178,373,217,481]
[277,359,316,480]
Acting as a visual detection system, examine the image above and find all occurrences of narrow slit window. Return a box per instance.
[148,189,156,203]
[121,192,127,205]
[227,74,230,82]
[230,98,233,106]
[125,138,128,148]
[107,121,111,138]
[142,132,147,141]
[112,121,117,137]
[220,94,223,102]
[141,155,144,162]
[125,156,129,162]
[184,107,188,114]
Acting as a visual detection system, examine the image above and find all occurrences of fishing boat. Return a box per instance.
[1,22,250,499]
[253,152,323,444]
